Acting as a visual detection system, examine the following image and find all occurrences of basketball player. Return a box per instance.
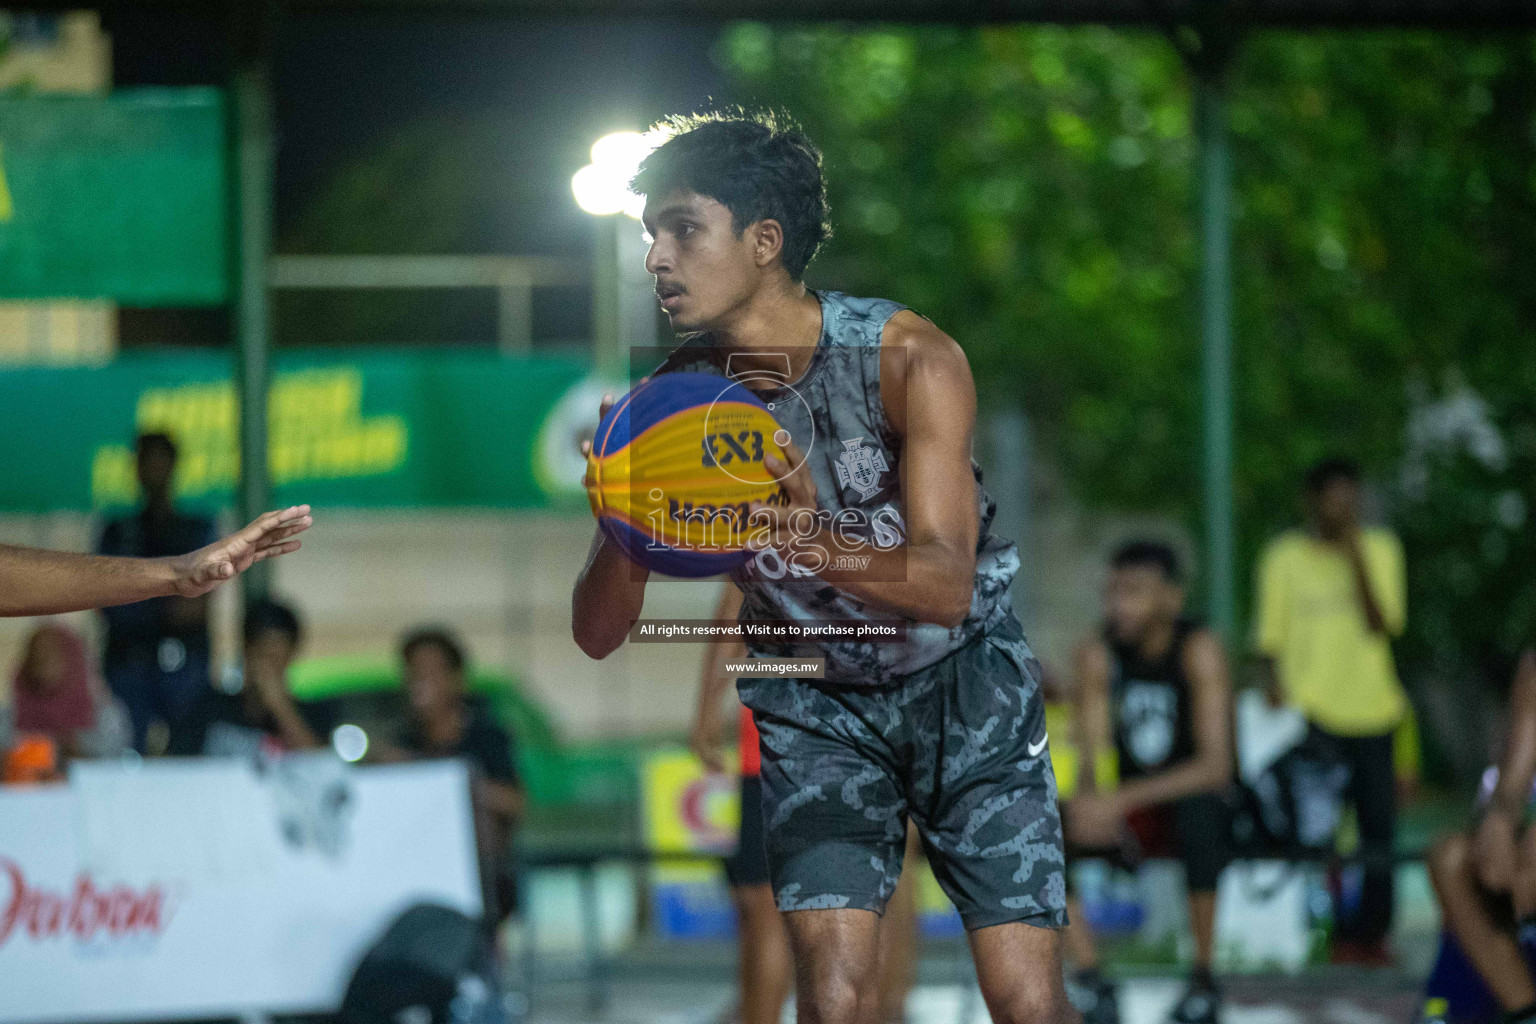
[572,112,1070,1024]
[1061,541,1234,1024]
[0,505,312,618]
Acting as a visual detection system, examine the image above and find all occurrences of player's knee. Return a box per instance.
[1513,828,1536,916]
[800,967,877,1024]
[795,946,879,1024]
[988,984,1078,1024]
[1516,825,1536,867]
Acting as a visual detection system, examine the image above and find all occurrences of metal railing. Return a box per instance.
[269,254,586,354]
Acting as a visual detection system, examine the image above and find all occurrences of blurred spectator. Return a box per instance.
[1064,541,1234,1024]
[97,432,218,752]
[392,627,524,929]
[169,598,329,758]
[1253,457,1407,965]
[10,622,131,761]
[1421,650,1536,1024]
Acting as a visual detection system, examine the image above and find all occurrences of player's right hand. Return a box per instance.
[580,393,616,490]
[580,378,648,490]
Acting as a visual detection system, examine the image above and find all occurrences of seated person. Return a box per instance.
[1062,541,1235,1024]
[1424,650,1536,1024]
[390,627,524,929]
[169,598,329,758]
[10,623,131,762]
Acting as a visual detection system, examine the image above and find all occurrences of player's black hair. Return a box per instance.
[1110,540,1182,583]
[1304,457,1361,495]
[136,432,177,461]
[244,598,304,648]
[401,626,467,674]
[631,110,832,280]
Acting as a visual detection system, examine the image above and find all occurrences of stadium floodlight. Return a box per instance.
[570,130,655,219]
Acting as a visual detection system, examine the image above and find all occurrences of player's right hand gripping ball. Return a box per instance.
[585,372,788,578]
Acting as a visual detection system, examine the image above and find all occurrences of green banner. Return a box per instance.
[0,89,228,304]
[0,350,609,512]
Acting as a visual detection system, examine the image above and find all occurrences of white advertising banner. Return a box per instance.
[0,757,482,1023]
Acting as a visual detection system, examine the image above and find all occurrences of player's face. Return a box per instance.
[1104,565,1180,646]
[642,190,763,333]
[404,645,460,717]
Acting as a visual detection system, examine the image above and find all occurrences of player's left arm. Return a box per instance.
[755,313,977,627]
[1109,628,1235,813]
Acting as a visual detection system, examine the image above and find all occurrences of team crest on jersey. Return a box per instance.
[834,437,889,499]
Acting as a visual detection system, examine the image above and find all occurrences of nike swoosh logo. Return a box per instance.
[1027,734,1048,757]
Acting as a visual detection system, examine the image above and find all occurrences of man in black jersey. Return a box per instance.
[1063,541,1234,1024]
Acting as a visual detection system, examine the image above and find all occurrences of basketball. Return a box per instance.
[585,372,789,578]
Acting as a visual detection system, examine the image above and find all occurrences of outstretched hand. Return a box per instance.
[172,505,314,598]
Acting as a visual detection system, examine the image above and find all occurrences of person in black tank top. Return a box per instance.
[1110,617,1200,782]
[1061,542,1235,1024]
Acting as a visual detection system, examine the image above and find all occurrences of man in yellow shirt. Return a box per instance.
[1254,458,1407,965]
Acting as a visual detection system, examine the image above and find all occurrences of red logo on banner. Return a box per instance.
[677,776,736,850]
[0,858,169,948]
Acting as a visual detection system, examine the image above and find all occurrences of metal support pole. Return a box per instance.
[496,275,533,354]
[616,219,658,362]
[1195,65,1235,639]
[232,67,274,601]
[985,409,1033,633]
[579,864,608,1015]
[592,216,623,378]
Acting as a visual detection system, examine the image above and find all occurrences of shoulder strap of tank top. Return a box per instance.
[819,291,907,348]
[1168,618,1203,679]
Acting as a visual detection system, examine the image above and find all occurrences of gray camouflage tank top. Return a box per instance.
[658,291,1020,686]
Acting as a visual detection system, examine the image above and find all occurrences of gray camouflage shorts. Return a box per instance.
[737,614,1068,931]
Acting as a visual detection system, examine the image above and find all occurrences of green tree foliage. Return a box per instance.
[716,25,1536,689]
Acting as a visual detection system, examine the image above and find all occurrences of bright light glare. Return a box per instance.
[571,130,656,219]
[331,723,369,763]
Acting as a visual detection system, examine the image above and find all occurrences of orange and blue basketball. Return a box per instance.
[585,372,788,578]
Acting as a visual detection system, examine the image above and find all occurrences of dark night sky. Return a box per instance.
[269,15,725,250]
[105,10,727,346]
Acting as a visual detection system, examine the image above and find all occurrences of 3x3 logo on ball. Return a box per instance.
[701,429,767,467]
